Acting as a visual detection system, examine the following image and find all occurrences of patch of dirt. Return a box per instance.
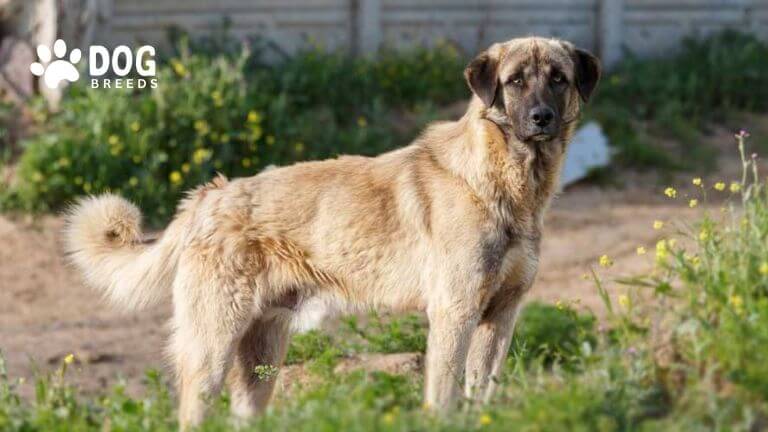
[0,117,762,397]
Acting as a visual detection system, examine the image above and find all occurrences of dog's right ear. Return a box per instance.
[464,51,498,108]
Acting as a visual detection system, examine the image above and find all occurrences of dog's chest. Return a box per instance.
[479,225,540,288]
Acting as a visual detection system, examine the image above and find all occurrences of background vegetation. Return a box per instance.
[1,31,767,224]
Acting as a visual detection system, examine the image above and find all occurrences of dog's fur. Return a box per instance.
[64,37,600,429]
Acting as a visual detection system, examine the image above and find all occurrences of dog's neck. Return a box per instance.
[427,97,575,231]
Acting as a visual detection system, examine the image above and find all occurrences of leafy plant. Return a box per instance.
[510,302,596,367]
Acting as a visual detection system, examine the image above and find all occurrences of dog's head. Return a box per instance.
[465,37,600,144]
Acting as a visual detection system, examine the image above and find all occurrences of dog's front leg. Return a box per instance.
[464,285,527,402]
[424,302,480,410]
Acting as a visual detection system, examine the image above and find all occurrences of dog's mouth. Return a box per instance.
[525,132,555,143]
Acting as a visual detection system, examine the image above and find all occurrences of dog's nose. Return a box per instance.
[529,106,555,127]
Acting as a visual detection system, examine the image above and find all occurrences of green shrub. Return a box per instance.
[4,40,464,224]
[511,302,596,367]
[586,30,768,170]
[344,313,428,354]
[285,330,341,365]
[602,130,768,428]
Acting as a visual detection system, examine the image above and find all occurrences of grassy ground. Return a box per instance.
[2,131,768,431]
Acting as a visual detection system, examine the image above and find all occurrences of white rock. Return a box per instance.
[560,121,611,188]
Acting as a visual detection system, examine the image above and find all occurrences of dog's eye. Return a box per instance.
[508,75,524,86]
[551,72,565,84]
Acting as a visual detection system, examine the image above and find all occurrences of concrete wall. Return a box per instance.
[99,0,767,65]
[624,0,765,58]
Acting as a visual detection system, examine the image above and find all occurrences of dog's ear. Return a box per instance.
[572,48,601,103]
[464,51,499,107]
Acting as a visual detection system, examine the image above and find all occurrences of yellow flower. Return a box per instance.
[194,120,210,136]
[220,133,230,144]
[63,354,75,365]
[108,135,120,146]
[211,91,223,107]
[242,158,251,168]
[193,148,212,165]
[599,254,613,268]
[618,294,630,310]
[730,182,741,193]
[130,121,141,132]
[247,110,262,123]
[729,295,743,307]
[699,229,710,242]
[171,60,187,77]
[714,182,726,191]
[685,254,701,269]
[759,262,768,275]
[294,142,305,153]
[636,246,646,255]
[653,220,664,230]
[250,125,263,140]
[169,171,182,185]
[689,199,698,208]
[656,239,668,261]
[692,177,702,187]
[357,116,368,128]
[555,299,564,310]
[729,295,744,315]
[181,163,190,173]
[31,171,44,182]
[58,157,70,168]
[382,412,396,425]
[479,413,493,426]
[664,187,677,198]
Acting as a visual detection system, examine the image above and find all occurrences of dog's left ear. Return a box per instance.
[572,48,601,103]
[464,51,499,108]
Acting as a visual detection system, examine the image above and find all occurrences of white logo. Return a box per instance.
[29,39,81,89]
[30,40,158,90]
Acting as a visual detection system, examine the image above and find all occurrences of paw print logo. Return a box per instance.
[29,39,81,89]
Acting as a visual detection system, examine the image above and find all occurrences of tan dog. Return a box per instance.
[64,37,600,429]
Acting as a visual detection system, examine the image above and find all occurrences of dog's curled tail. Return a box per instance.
[63,194,181,311]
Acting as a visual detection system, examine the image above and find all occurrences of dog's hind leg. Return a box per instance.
[169,259,254,431]
[226,313,291,422]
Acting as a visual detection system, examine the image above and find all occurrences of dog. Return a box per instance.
[64,37,600,429]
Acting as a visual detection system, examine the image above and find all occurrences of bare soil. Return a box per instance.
[0,120,758,397]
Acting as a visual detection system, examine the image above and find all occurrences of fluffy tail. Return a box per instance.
[63,194,181,311]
